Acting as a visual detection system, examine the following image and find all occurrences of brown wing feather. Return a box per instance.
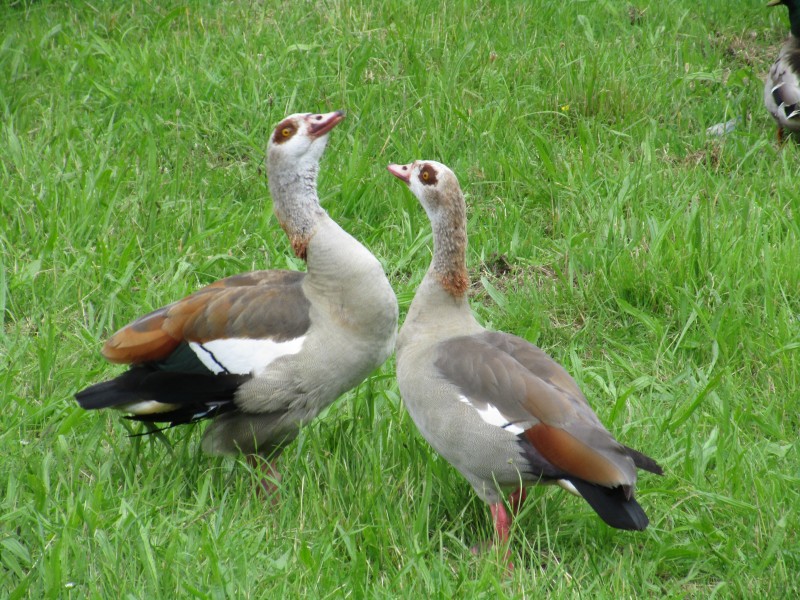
[436,333,639,488]
[102,306,179,364]
[477,331,598,421]
[524,423,625,488]
[102,270,309,365]
[436,333,603,430]
[483,332,662,479]
[204,270,304,289]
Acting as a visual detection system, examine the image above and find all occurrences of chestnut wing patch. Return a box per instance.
[102,270,310,367]
[434,333,628,487]
[76,271,309,424]
[434,333,589,430]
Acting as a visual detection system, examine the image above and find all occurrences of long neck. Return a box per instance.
[400,260,477,347]
[428,184,470,299]
[302,215,397,339]
[268,159,327,260]
[400,197,475,342]
[430,217,469,298]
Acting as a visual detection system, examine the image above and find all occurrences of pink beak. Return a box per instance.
[307,111,345,138]
[387,163,413,184]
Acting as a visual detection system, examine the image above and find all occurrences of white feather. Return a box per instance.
[189,336,306,375]
[119,400,179,415]
[557,479,580,496]
[457,394,525,435]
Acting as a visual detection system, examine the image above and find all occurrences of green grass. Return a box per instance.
[2,0,799,596]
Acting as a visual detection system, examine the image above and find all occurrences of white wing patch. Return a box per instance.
[557,479,580,497]
[119,400,179,415]
[189,336,306,375]
[457,394,525,435]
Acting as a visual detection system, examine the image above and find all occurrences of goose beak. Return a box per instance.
[387,163,412,184]
[307,111,345,138]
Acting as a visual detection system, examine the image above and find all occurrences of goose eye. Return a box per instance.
[273,121,297,144]
[419,165,437,185]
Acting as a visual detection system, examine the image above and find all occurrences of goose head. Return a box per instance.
[267,111,345,172]
[387,160,464,228]
[388,160,469,297]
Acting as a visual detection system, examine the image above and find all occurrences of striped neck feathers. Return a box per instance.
[268,157,327,261]
[428,187,469,298]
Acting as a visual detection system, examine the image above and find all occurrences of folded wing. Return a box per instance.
[434,331,660,530]
[75,270,311,425]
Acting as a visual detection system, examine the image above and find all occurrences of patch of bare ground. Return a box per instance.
[627,5,646,26]
[708,29,777,70]
[473,252,566,297]
[471,253,586,332]
[657,141,725,171]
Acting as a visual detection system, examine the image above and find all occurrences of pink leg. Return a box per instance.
[490,502,515,570]
[247,454,282,500]
[490,501,512,544]
[508,487,527,515]
[469,500,515,570]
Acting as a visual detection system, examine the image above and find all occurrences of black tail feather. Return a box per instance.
[623,445,664,475]
[567,478,650,531]
[75,366,248,425]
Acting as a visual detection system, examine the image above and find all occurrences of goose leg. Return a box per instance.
[247,454,282,500]
[508,487,527,515]
[470,500,513,557]
[490,501,512,544]
[490,502,515,571]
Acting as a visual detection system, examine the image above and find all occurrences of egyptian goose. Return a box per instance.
[765,0,800,142]
[387,160,662,546]
[75,111,398,489]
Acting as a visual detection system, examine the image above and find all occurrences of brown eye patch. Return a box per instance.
[272,119,297,144]
[419,164,438,186]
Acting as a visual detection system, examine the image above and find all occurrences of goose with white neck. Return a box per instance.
[388,160,661,547]
[75,111,398,491]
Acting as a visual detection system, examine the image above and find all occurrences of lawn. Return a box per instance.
[1,0,798,597]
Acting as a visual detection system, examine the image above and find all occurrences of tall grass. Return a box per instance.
[1,0,798,596]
